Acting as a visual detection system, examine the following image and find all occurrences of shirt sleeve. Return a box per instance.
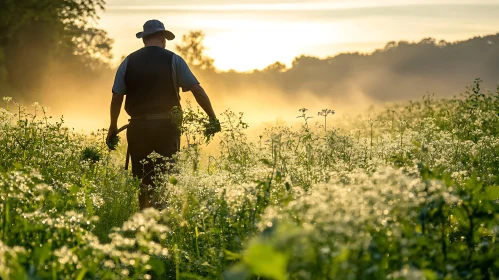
[112,57,128,95]
[173,55,200,92]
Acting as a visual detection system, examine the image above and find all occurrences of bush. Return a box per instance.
[0,80,498,279]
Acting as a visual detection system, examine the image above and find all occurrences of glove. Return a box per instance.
[204,118,221,141]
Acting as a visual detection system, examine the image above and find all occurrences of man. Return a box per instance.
[106,19,220,210]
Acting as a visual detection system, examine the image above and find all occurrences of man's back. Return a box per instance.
[124,46,180,118]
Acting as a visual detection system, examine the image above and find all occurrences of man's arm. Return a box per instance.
[109,93,124,129]
[106,93,124,145]
[175,54,220,136]
[107,57,128,147]
[190,84,221,138]
[190,84,216,119]
[174,55,217,119]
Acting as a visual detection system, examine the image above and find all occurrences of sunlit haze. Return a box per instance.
[100,0,499,71]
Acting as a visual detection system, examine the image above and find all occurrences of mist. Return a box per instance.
[3,33,499,133]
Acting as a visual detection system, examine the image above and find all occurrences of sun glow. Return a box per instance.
[106,0,499,12]
[100,1,499,71]
[202,20,345,71]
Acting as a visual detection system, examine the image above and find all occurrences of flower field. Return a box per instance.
[1,79,498,279]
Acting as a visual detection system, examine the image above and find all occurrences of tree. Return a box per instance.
[0,0,112,91]
[420,37,437,45]
[438,40,448,48]
[263,62,287,72]
[71,27,114,69]
[175,31,214,70]
[384,41,398,51]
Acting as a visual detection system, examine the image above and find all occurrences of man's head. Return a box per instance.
[136,20,175,48]
[142,32,167,48]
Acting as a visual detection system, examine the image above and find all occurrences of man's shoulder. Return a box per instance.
[170,51,185,63]
[165,49,176,56]
[129,48,146,56]
[171,53,188,65]
[128,47,175,59]
[158,48,176,57]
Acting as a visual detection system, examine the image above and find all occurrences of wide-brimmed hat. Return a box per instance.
[136,19,175,40]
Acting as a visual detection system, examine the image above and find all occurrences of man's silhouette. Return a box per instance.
[106,19,219,210]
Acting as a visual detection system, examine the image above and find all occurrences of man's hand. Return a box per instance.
[106,126,119,150]
[107,93,124,150]
[204,118,221,141]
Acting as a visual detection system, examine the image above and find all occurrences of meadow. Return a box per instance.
[0,79,498,279]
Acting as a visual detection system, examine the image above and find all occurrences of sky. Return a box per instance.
[98,0,499,71]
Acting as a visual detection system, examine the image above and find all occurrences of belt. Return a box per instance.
[129,113,172,121]
[124,113,176,171]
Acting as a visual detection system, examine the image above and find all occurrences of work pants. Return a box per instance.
[127,119,180,210]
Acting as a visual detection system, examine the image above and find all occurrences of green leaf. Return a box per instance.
[464,174,483,195]
[223,264,250,280]
[76,269,88,280]
[224,250,241,261]
[452,208,469,225]
[424,269,438,280]
[485,186,499,200]
[412,140,421,148]
[335,247,350,263]
[69,185,80,194]
[169,176,178,185]
[34,242,52,267]
[12,162,23,170]
[180,273,209,280]
[244,244,288,280]
[260,158,272,167]
[85,195,94,217]
[148,257,166,275]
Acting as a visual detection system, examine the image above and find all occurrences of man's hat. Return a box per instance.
[136,19,175,40]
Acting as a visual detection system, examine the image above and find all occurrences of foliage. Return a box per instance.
[198,34,499,108]
[175,31,215,70]
[0,0,113,92]
[1,80,499,279]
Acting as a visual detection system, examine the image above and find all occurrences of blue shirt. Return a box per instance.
[112,48,199,96]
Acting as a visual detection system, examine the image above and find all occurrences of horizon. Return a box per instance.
[99,0,499,71]
[2,0,499,133]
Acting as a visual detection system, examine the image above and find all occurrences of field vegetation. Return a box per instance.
[1,79,498,279]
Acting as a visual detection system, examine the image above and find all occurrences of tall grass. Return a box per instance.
[0,80,498,279]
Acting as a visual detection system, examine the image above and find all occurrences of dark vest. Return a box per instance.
[124,47,180,118]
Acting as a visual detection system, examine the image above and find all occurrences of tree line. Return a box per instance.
[0,0,113,96]
[196,34,499,105]
[1,0,497,107]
